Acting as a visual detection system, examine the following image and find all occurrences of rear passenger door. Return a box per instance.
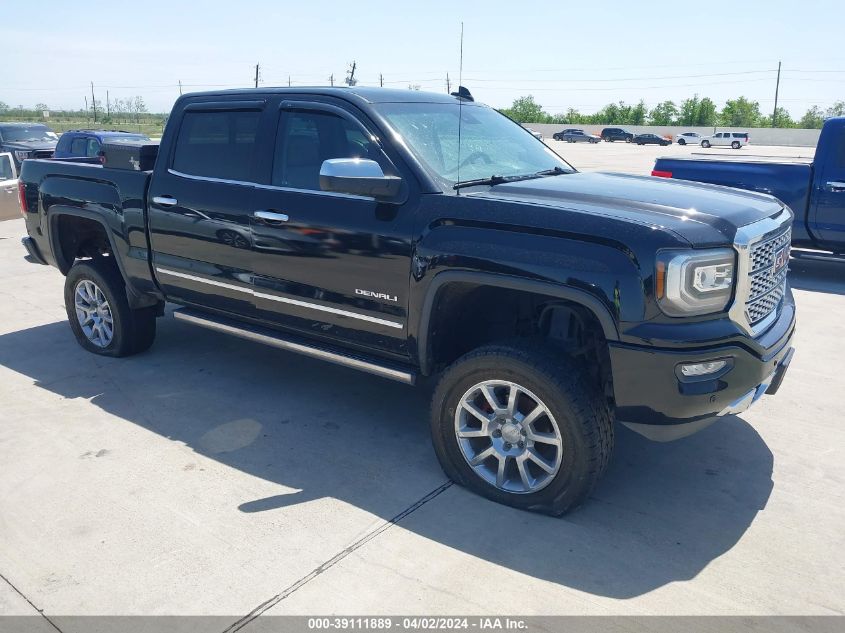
[147,100,265,317]
[248,100,416,357]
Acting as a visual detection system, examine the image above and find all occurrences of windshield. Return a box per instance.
[1,126,58,142]
[375,102,573,186]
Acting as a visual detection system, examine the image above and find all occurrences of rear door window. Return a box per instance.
[172,109,261,181]
[86,138,100,157]
[70,137,87,155]
[0,153,14,180]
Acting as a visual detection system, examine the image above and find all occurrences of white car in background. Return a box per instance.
[700,132,750,149]
[674,132,702,145]
[526,128,543,141]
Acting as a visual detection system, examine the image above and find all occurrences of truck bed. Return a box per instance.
[19,158,155,294]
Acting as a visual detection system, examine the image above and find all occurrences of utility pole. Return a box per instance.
[345,61,357,86]
[84,96,88,119]
[379,73,384,87]
[91,82,97,123]
[178,80,183,95]
[106,90,110,118]
[446,72,451,94]
[329,74,334,86]
[254,63,259,88]
[288,75,291,87]
[772,60,782,128]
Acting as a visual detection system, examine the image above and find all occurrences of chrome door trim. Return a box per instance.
[167,169,373,200]
[253,210,289,222]
[155,267,403,330]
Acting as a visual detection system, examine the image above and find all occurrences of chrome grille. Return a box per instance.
[744,227,791,327]
[750,228,791,272]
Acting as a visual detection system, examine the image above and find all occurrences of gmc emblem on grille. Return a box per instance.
[772,247,788,274]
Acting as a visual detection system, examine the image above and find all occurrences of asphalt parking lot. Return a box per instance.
[1,145,843,626]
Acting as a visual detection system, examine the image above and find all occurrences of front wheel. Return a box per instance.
[625,137,632,143]
[701,140,711,148]
[64,259,156,357]
[430,342,613,515]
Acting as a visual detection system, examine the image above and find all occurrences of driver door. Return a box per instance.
[0,153,19,221]
[249,100,416,357]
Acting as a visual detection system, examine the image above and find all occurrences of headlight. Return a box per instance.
[656,248,735,316]
[14,150,31,162]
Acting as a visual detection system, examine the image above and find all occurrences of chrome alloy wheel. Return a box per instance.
[74,279,114,348]
[454,380,563,494]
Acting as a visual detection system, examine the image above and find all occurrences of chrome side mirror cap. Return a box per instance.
[319,158,402,200]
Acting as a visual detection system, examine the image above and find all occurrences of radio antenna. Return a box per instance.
[456,22,464,195]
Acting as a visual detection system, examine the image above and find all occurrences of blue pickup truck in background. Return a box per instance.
[653,117,845,256]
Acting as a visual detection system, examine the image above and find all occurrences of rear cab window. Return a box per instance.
[172,109,261,181]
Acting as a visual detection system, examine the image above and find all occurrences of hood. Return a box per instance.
[471,171,784,244]
[3,139,58,151]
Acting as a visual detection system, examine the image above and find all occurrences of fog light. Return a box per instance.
[680,360,727,377]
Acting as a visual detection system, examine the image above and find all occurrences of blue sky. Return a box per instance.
[4,0,843,117]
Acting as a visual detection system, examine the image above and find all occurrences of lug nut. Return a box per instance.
[520,428,527,436]
[518,441,525,449]
[492,429,502,438]
[503,442,512,450]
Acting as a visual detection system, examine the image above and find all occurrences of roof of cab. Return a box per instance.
[179,86,468,106]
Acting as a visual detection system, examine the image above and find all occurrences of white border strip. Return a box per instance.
[155,267,404,330]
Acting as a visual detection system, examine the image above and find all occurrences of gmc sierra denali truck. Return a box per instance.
[19,87,796,515]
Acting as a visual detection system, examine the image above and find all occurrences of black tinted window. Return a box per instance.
[0,154,13,180]
[70,137,87,155]
[173,110,261,181]
[86,139,100,157]
[272,110,380,190]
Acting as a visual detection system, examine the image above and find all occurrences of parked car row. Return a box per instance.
[546,126,750,150]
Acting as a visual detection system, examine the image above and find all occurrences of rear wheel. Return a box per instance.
[678,138,686,145]
[430,341,613,515]
[731,141,741,149]
[701,140,711,148]
[64,259,156,357]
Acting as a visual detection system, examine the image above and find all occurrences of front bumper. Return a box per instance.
[609,300,795,442]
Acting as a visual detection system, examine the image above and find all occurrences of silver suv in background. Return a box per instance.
[701,132,749,149]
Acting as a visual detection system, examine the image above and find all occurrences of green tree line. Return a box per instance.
[500,95,845,129]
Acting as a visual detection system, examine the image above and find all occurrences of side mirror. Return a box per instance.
[319,158,402,200]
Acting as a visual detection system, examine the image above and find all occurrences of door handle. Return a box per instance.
[254,210,289,223]
[827,181,845,192]
[152,195,178,207]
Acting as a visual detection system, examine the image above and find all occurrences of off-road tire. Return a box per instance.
[430,341,614,515]
[64,259,156,357]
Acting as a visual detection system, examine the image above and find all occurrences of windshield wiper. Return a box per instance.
[453,175,508,190]
[534,166,569,176]
[453,167,570,191]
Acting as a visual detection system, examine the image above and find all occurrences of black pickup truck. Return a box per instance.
[19,87,796,515]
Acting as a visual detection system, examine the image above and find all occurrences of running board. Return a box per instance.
[791,249,845,264]
[172,308,416,385]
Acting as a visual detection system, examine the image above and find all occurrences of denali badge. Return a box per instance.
[772,247,788,275]
[355,288,398,302]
